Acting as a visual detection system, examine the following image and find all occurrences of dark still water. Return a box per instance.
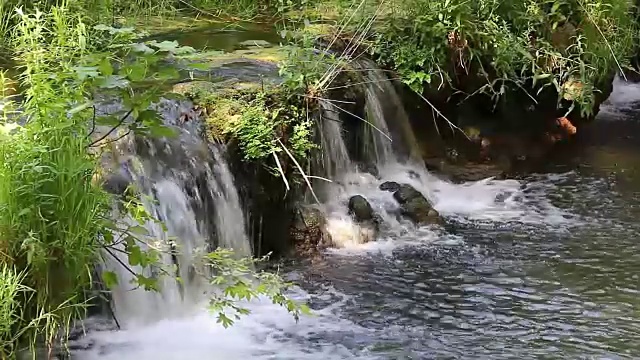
[72,78,640,359]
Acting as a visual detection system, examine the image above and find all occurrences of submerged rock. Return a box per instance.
[379,181,400,192]
[391,184,442,225]
[290,206,331,256]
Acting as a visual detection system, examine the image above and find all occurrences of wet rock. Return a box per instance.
[391,184,442,225]
[392,184,423,204]
[347,195,380,242]
[102,170,131,196]
[379,181,400,192]
[401,198,441,225]
[348,195,374,222]
[290,206,331,256]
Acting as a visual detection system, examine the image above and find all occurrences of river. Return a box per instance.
[68,75,640,359]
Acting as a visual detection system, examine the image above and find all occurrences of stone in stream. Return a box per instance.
[379,181,400,193]
[348,195,375,222]
[392,184,423,204]
[290,206,332,257]
[347,195,380,242]
[391,184,442,225]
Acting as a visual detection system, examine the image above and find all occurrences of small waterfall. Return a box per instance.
[98,99,252,326]
[356,59,423,166]
[318,100,353,179]
[320,58,535,247]
[208,146,252,257]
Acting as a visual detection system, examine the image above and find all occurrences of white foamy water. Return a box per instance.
[72,288,384,360]
[598,75,640,119]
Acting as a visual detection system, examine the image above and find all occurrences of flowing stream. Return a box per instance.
[69,31,640,358]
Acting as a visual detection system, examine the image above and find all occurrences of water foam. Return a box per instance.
[72,288,382,360]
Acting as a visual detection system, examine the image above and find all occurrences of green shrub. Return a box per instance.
[371,0,636,117]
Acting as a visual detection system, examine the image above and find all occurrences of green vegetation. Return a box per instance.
[368,0,636,117]
[0,5,308,359]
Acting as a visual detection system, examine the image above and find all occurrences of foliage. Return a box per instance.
[0,267,29,358]
[183,83,316,164]
[370,0,636,117]
[0,8,114,355]
[207,249,309,328]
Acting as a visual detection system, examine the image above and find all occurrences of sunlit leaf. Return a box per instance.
[102,271,119,289]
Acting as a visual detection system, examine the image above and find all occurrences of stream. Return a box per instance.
[68,27,640,359]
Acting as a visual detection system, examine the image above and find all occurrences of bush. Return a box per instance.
[371,0,636,117]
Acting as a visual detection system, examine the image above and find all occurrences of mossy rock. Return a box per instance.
[290,206,332,256]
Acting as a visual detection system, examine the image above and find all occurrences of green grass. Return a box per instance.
[0,7,112,355]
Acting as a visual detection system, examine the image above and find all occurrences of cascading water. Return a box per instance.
[318,58,552,248]
[92,98,252,327]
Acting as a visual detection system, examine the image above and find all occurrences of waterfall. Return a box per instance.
[99,99,252,326]
[355,59,423,167]
[318,100,353,180]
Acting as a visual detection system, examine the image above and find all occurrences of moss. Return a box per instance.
[172,78,315,163]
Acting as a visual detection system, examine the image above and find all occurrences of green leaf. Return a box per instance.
[131,42,155,54]
[147,40,195,55]
[102,231,114,244]
[99,75,129,89]
[129,225,148,236]
[134,274,159,291]
[73,66,100,80]
[217,313,234,328]
[127,243,143,266]
[99,57,113,76]
[102,271,119,289]
[68,101,94,115]
[154,67,179,81]
[149,125,178,138]
[121,62,147,82]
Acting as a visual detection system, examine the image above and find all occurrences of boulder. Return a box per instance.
[392,184,423,204]
[391,184,442,225]
[348,195,374,222]
[401,198,441,225]
[290,206,331,256]
[347,195,380,242]
[379,181,400,192]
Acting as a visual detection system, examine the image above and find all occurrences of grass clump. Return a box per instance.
[178,81,315,163]
[0,7,112,355]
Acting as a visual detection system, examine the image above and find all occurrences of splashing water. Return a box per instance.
[92,98,252,328]
[319,60,574,249]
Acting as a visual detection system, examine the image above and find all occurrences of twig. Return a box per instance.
[86,105,97,139]
[91,129,131,148]
[102,246,137,277]
[88,109,133,147]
